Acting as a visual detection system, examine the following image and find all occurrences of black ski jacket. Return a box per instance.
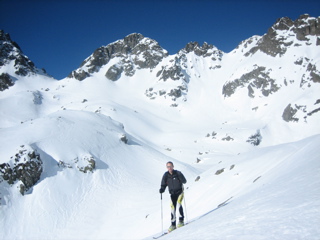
[160,170,187,195]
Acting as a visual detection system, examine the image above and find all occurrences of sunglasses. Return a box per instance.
[166,165,173,168]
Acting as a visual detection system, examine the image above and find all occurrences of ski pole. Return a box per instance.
[161,193,164,234]
[183,191,188,224]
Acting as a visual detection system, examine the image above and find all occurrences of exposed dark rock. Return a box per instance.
[0,146,42,195]
[307,63,320,83]
[57,160,72,168]
[19,184,26,195]
[244,15,319,57]
[69,33,168,81]
[157,64,184,81]
[294,57,303,65]
[0,30,12,41]
[68,69,90,81]
[168,88,182,98]
[247,130,262,146]
[146,54,188,102]
[0,30,40,76]
[159,90,166,96]
[78,156,96,173]
[307,99,320,116]
[222,66,279,98]
[222,136,234,141]
[120,134,128,144]
[122,60,135,76]
[282,104,299,122]
[182,41,223,59]
[294,14,320,41]
[215,168,225,175]
[106,64,123,81]
[84,47,112,73]
[212,131,217,138]
[0,73,14,91]
[273,17,294,31]
[245,27,289,57]
[299,61,320,87]
[59,155,97,173]
[310,71,320,83]
[307,107,320,116]
[170,103,178,107]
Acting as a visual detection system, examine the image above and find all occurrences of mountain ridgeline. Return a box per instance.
[1,15,319,120]
[0,14,320,197]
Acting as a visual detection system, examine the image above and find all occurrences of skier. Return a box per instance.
[159,161,187,232]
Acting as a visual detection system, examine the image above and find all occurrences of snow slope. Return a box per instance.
[157,135,320,240]
[1,14,320,240]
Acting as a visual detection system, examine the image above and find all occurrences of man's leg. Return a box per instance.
[170,194,178,226]
[177,192,184,225]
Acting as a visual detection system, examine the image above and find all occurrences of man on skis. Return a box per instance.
[159,161,187,232]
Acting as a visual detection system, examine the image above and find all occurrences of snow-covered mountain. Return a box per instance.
[0,14,319,240]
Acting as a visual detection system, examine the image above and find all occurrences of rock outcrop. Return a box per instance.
[222,66,280,98]
[0,146,43,195]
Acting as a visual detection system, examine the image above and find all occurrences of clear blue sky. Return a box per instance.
[1,0,319,79]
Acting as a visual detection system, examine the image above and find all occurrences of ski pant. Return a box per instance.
[170,192,184,226]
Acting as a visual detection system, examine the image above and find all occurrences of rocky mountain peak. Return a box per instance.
[273,17,294,31]
[271,14,320,36]
[0,30,12,42]
[0,30,48,91]
[68,33,168,81]
[181,41,223,59]
[244,14,320,57]
[123,33,145,49]
[293,14,320,41]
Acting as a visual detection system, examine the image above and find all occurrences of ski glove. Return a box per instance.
[159,188,165,193]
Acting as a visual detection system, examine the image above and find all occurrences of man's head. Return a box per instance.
[166,161,174,173]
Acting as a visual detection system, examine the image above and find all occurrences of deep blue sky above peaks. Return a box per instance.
[1,0,320,79]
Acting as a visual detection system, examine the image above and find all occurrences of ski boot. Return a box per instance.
[168,225,176,232]
[177,221,184,228]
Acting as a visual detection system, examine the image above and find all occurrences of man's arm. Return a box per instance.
[159,173,167,193]
[178,171,187,184]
